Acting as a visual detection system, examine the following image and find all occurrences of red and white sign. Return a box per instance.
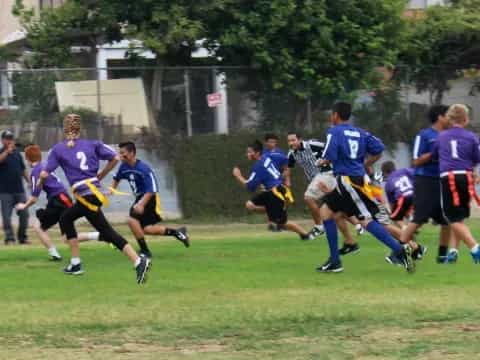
[207,92,222,108]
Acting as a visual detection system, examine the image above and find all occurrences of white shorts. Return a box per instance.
[304,172,337,201]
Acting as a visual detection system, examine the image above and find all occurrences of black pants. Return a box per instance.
[59,195,128,250]
[0,192,29,243]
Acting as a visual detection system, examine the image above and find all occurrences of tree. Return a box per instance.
[398,0,480,104]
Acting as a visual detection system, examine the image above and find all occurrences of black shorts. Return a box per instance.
[129,194,163,228]
[251,189,287,225]
[412,176,447,225]
[36,193,73,231]
[440,174,471,223]
[323,176,379,221]
[390,196,413,221]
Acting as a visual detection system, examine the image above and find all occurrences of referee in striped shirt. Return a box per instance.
[287,132,334,237]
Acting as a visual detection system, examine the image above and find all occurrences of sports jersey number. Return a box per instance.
[76,152,89,170]
[348,139,359,159]
[395,176,412,192]
[450,140,459,159]
[264,158,281,179]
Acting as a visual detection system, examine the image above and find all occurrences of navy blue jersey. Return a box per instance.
[246,154,283,192]
[322,123,384,176]
[262,147,288,171]
[113,159,159,196]
[412,127,440,177]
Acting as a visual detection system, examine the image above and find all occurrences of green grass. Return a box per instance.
[1,222,480,359]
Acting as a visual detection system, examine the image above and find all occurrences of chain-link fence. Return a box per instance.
[0,66,479,219]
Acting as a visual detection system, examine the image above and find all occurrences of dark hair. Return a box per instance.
[264,133,279,142]
[332,102,351,121]
[428,105,449,124]
[248,140,263,153]
[381,161,396,177]
[119,141,136,154]
[287,131,301,139]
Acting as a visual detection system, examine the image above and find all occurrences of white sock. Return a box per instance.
[71,257,81,265]
[355,224,362,230]
[449,248,458,254]
[470,244,479,253]
[314,224,324,231]
[134,257,141,268]
[48,247,60,257]
[87,232,100,241]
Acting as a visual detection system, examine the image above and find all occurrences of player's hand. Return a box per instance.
[15,203,26,211]
[316,159,329,167]
[133,203,145,215]
[232,167,242,177]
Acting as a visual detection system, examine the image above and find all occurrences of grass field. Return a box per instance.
[1,221,480,359]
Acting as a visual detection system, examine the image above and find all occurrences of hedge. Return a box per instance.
[173,133,313,219]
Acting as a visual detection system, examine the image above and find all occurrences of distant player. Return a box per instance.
[400,105,453,263]
[263,133,290,231]
[15,145,100,261]
[317,102,414,273]
[382,162,414,226]
[39,114,150,284]
[110,141,189,259]
[432,104,480,263]
[233,140,313,240]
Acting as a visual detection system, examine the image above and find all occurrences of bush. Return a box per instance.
[173,133,312,219]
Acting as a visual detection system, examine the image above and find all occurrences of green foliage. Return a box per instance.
[173,133,311,219]
[398,0,480,103]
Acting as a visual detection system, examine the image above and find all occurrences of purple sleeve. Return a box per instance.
[95,142,116,161]
[45,147,60,173]
[30,168,42,197]
[472,136,480,165]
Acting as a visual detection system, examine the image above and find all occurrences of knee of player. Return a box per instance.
[245,201,255,210]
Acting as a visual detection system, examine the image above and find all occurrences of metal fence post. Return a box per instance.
[184,69,193,137]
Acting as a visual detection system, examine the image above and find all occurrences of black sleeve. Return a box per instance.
[287,151,296,168]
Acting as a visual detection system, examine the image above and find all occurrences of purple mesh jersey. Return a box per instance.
[384,168,414,204]
[31,162,68,198]
[432,127,480,173]
[45,139,117,195]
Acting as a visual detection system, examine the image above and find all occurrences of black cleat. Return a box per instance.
[398,245,415,273]
[50,254,62,262]
[385,251,403,266]
[267,224,281,232]
[140,250,152,259]
[310,226,325,237]
[339,243,360,256]
[136,256,151,284]
[316,259,343,273]
[175,227,190,248]
[63,263,84,275]
[412,244,427,261]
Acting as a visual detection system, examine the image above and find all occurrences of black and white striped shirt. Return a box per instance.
[288,140,331,182]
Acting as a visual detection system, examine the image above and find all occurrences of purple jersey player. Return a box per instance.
[432,104,480,263]
[38,114,151,283]
[381,162,414,222]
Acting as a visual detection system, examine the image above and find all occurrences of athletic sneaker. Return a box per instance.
[445,250,458,264]
[63,263,84,275]
[300,232,315,241]
[385,252,403,266]
[470,247,480,264]
[316,259,343,273]
[136,256,151,284]
[175,227,190,248]
[412,244,427,261]
[140,250,152,259]
[48,248,62,261]
[355,224,365,235]
[339,243,360,256]
[399,245,415,273]
[310,226,325,237]
[436,255,447,264]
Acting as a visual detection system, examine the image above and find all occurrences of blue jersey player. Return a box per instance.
[318,102,414,273]
[111,141,189,259]
[233,140,313,240]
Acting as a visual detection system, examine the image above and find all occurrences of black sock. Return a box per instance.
[438,245,448,257]
[137,238,150,253]
[164,228,176,236]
